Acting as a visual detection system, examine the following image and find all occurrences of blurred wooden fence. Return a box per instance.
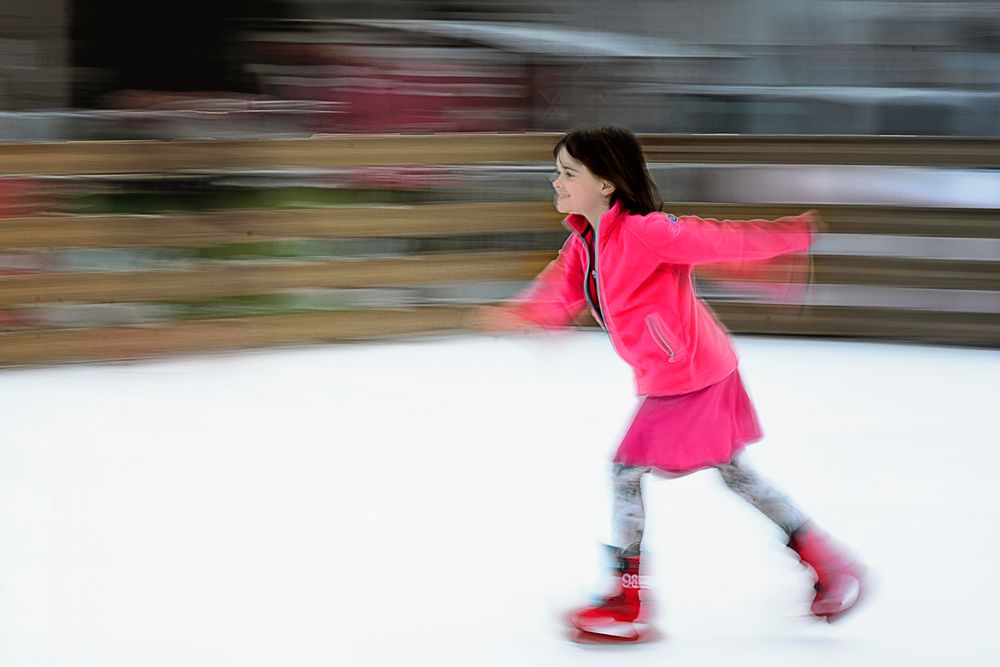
[3,134,1000,172]
[1,134,998,365]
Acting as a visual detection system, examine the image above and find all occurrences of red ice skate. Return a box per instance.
[569,550,651,642]
[789,525,866,622]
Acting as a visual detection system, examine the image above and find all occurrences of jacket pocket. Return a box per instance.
[645,313,685,363]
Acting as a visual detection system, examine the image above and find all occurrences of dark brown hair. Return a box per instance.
[553,126,662,215]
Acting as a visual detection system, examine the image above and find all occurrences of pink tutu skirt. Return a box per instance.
[613,370,763,474]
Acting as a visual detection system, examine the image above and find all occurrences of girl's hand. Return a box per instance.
[804,209,830,234]
[469,305,536,333]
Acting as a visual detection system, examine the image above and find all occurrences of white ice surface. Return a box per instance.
[1,332,998,667]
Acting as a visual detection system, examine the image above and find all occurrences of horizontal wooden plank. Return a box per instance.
[638,134,1000,168]
[1,202,997,251]
[0,307,475,365]
[668,203,1000,239]
[811,256,1000,290]
[2,134,1000,175]
[0,203,564,249]
[0,134,557,175]
[1,302,995,367]
[0,251,555,306]
[709,302,1000,346]
[699,255,1000,291]
[4,251,996,307]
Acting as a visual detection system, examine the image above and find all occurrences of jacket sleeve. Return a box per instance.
[633,211,815,265]
[504,235,587,328]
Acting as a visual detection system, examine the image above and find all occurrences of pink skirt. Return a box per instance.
[613,371,763,474]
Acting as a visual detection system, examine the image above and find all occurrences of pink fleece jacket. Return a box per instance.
[508,200,814,396]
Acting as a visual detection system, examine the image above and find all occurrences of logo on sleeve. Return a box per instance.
[665,213,679,225]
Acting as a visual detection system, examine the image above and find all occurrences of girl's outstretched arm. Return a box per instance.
[469,304,537,333]
[633,210,820,266]
[479,234,588,330]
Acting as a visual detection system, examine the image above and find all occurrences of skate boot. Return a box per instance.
[788,525,866,622]
[569,548,650,642]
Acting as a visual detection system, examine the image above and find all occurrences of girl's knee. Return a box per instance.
[612,463,649,480]
[716,461,750,491]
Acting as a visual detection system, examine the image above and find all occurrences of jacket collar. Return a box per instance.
[563,199,626,235]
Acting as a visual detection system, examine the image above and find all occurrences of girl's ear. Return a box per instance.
[601,181,615,196]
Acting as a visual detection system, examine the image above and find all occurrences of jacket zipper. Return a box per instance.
[593,227,613,331]
[562,220,627,361]
[645,315,677,362]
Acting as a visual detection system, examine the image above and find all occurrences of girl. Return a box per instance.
[477,127,865,642]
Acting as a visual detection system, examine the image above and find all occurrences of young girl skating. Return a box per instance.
[478,127,865,642]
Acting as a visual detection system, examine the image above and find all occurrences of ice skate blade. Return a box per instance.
[570,621,656,644]
[814,570,870,623]
[569,627,663,647]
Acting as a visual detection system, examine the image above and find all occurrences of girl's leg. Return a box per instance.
[569,463,652,641]
[716,453,808,536]
[611,463,651,556]
[718,454,865,620]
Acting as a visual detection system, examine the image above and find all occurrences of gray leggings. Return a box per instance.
[612,455,808,556]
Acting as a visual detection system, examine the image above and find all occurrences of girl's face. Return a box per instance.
[552,147,613,220]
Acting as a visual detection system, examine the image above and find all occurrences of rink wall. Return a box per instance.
[0,134,998,365]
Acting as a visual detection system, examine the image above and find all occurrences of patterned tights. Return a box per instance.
[611,454,808,556]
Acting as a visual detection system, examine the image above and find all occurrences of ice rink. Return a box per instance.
[2,331,998,667]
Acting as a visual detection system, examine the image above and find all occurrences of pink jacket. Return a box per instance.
[508,200,815,396]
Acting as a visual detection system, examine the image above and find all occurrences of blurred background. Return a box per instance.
[0,0,998,363]
[4,0,1000,136]
[2,0,1000,137]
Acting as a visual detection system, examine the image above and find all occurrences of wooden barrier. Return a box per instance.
[3,134,1000,174]
[1,133,998,365]
[0,308,474,365]
[712,303,1000,346]
[1,203,996,250]
[0,251,555,305]
[0,203,564,249]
